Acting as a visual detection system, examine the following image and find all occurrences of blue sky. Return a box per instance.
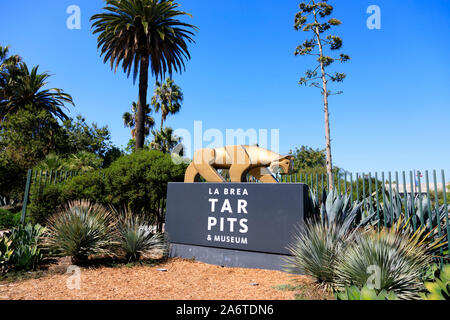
[1,0,449,176]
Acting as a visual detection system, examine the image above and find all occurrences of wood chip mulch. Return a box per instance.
[0,258,312,300]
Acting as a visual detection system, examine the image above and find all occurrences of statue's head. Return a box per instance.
[270,156,294,175]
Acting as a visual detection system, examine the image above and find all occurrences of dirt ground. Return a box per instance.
[0,258,326,300]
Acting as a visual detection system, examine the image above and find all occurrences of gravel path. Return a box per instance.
[0,259,308,300]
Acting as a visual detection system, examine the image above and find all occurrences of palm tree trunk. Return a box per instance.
[136,55,149,150]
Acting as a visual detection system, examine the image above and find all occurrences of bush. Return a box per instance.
[0,236,14,273]
[0,209,21,229]
[335,220,438,300]
[27,150,187,227]
[284,222,349,289]
[45,200,116,264]
[116,211,168,261]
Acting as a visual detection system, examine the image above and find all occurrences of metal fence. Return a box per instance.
[20,169,80,223]
[277,169,450,262]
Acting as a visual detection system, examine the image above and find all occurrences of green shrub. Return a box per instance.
[335,221,438,300]
[28,183,65,225]
[116,211,168,261]
[335,285,397,300]
[27,150,186,227]
[284,222,349,289]
[9,223,46,271]
[45,200,116,264]
[0,236,14,273]
[0,209,21,229]
[423,264,450,300]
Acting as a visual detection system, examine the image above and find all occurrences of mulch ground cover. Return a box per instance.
[0,258,331,300]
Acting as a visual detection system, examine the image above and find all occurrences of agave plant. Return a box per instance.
[380,190,450,232]
[377,190,449,256]
[9,223,46,271]
[335,218,442,300]
[307,189,375,236]
[284,222,350,289]
[116,211,168,262]
[45,200,116,264]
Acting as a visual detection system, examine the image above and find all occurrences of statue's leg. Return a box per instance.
[226,145,251,182]
[249,167,278,183]
[184,162,200,182]
[193,148,225,183]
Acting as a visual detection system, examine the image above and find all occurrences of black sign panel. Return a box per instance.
[165,183,308,255]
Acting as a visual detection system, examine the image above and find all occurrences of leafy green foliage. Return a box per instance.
[0,44,118,201]
[0,108,65,169]
[9,223,46,271]
[61,115,116,161]
[0,209,21,229]
[335,286,397,300]
[45,200,116,264]
[0,235,14,273]
[116,211,168,261]
[423,264,450,300]
[289,146,326,172]
[28,150,187,227]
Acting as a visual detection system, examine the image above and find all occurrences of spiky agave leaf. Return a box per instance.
[45,200,117,264]
[307,189,373,236]
[284,222,351,290]
[335,218,438,300]
[116,210,168,261]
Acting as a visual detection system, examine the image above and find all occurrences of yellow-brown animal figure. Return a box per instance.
[185,145,294,183]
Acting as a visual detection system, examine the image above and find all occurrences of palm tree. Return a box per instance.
[151,77,183,129]
[123,101,155,139]
[0,45,20,70]
[0,63,74,122]
[150,127,181,154]
[91,0,197,150]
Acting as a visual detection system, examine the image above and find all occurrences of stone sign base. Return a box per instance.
[165,182,308,271]
[170,243,289,271]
